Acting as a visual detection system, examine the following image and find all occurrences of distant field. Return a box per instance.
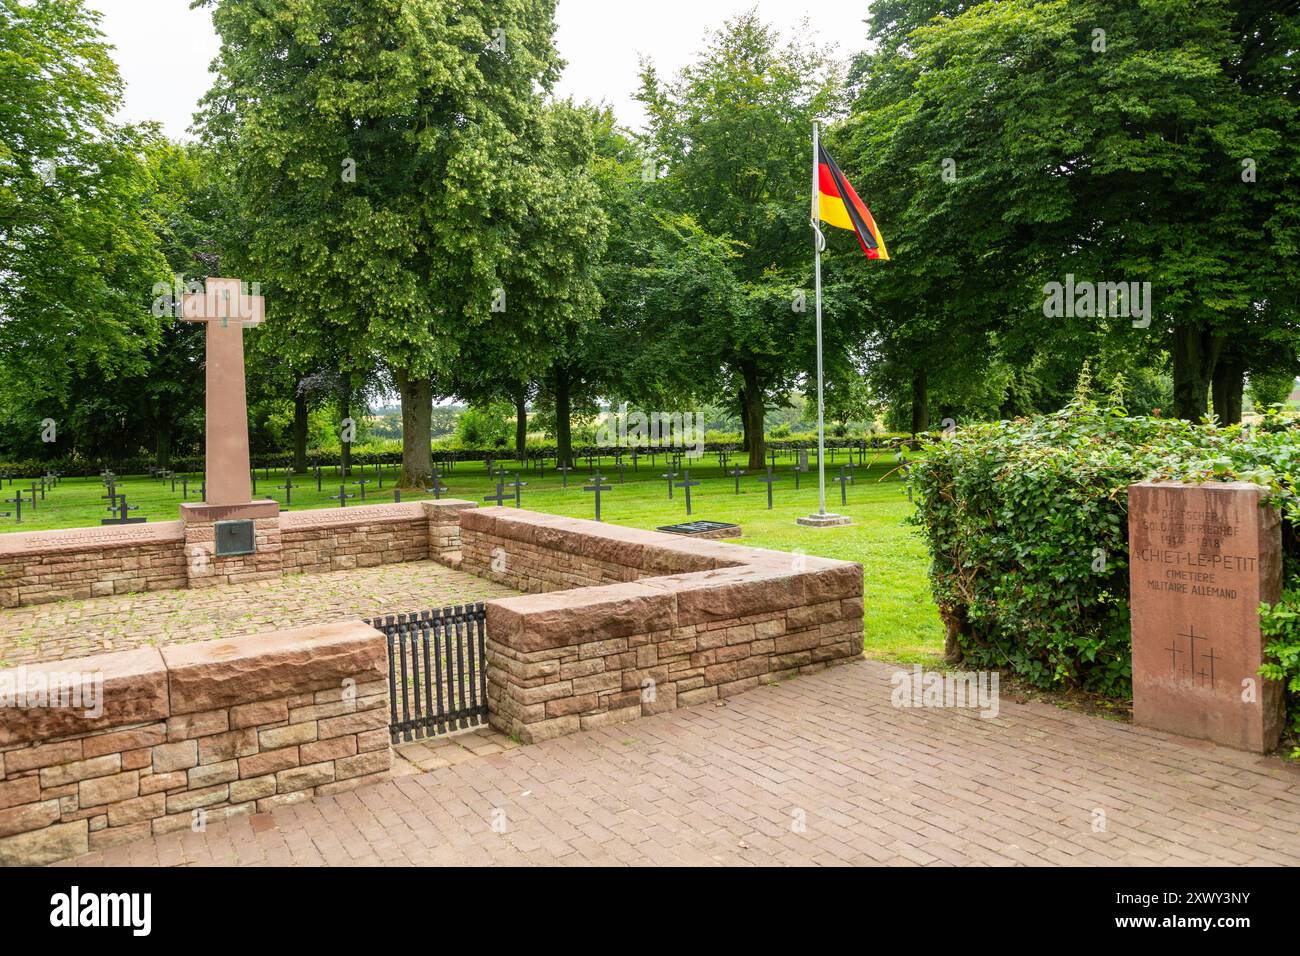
[0,449,943,665]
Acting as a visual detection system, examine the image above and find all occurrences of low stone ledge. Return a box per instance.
[0,620,393,865]
[0,648,169,747]
[472,508,865,743]
[163,622,387,714]
[488,583,676,652]
[0,522,185,558]
[280,501,427,531]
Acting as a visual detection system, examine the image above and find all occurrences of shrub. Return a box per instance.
[911,397,1300,717]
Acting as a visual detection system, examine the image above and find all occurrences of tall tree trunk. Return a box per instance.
[155,418,172,470]
[514,386,528,460]
[338,373,352,477]
[910,368,929,435]
[739,387,750,452]
[1212,355,1245,425]
[292,384,309,474]
[394,367,432,487]
[741,360,765,470]
[554,366,573,469]
[1172,325,1223,421]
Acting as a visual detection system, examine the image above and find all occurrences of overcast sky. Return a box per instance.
[87,0,872,139]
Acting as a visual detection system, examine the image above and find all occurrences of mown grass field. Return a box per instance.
[2,449,943,664]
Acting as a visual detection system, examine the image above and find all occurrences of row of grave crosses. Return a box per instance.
[2,472,65,524]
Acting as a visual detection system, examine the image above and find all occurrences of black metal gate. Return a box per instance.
[367,603,489,743]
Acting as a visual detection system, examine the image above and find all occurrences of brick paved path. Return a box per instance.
[0,561,517,666]
[62,660,1300,866]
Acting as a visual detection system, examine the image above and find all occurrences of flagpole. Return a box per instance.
[812,119,827,516]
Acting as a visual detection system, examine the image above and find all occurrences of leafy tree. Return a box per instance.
[636,13,842,468]
[842,0,1300,426]
[197,0,605,486]
[0,0,171,458]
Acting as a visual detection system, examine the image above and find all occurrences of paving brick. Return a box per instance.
[53,661,1300,868]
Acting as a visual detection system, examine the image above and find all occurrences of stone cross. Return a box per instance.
[674,471,700,515]
[181,277,264,507]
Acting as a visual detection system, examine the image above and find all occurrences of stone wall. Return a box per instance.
[0,523,189,609]
[0,621,390,865]
[280,503,431,574]
[0,499,475,609]
[461,508,864,743]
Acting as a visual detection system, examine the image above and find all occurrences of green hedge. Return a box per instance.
[910,396,1300,749]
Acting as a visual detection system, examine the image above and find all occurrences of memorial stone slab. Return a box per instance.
[1128,481,1284,752]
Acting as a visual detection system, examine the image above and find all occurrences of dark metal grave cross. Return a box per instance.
[30,480,43,503]
[330,485,354,508]
[484,481,510,507]
[730,465,745,494]
[769,449,778,469]
[676,470,696,515]
[428,471,448,500]
[509,477,527,507]
[584,474,611,521]
[556,463,573,487]
[3,492,21,523]
[616,461,625,484]
[793,463,805,489]
[758,466,779,510]
[251,471,257,495]
[352,477,370,501]
[277,473,294,508]
[662,471,678,499]
[102,495,144,525]
[393,488,402,503]
[630,449,640,472]
[833,466,850,506]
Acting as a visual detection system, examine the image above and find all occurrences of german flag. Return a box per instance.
[817,144,889,260]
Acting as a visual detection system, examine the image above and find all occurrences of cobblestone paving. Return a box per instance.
[0,561,518,666]
[62,660,1300,867]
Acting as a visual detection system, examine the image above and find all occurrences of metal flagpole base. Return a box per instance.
[796,512,852,527]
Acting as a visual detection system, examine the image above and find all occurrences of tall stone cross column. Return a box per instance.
[178,277,282,589]
[181,277,263,505]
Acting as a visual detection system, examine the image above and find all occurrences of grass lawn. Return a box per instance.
[1,449,943,664]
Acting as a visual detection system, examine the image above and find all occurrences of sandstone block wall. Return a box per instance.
[461,508,864,743]
[0,621,390,865]
[0,524,189,609]
[0,499,476,609]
